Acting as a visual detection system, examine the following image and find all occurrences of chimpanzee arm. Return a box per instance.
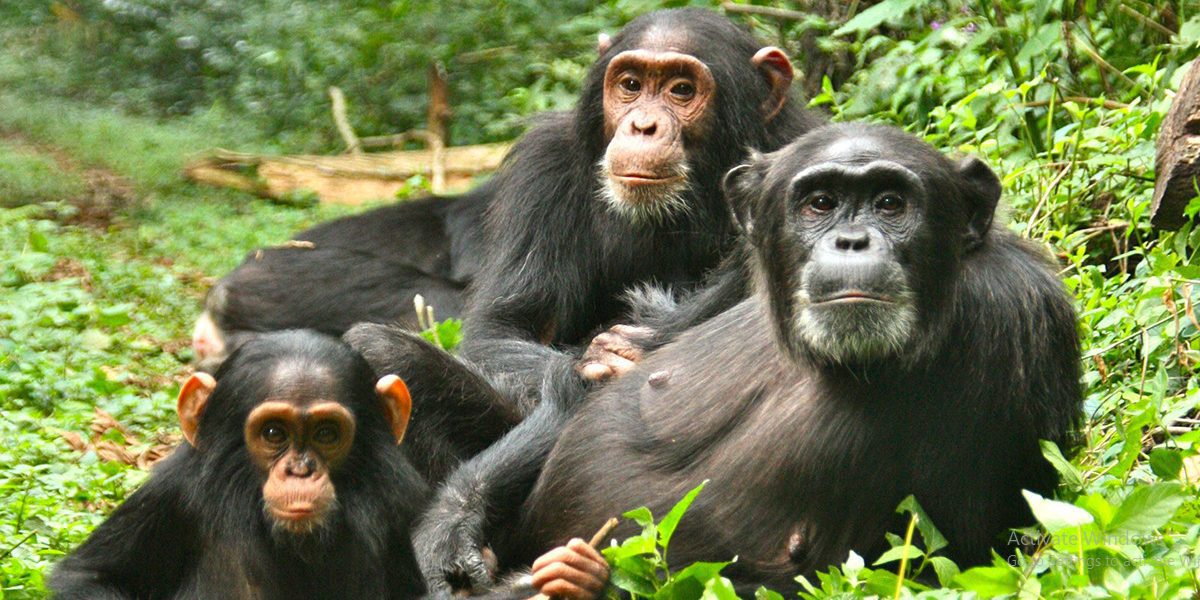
[414,360,588,595]
[49,460,197,599]
[455,125,598,409]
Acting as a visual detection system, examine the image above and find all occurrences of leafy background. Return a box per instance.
[2,0,1200,598]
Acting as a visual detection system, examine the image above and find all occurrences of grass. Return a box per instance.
[0,141,84,208]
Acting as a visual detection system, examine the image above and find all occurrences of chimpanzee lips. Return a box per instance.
[813,290,895,304]
[271,504,316,522]
[612,172,685,186]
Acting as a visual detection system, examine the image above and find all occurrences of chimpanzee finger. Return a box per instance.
[579,362,615,381]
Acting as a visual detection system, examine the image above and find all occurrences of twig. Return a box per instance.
[0,531,36,561]
[1118,3,1176,38]
[1019,96,1130,110]
[328,86,362,155]
[1068,30,1138,88]
[721,2,807,21]
[531,518,620,600]
[1083,314,1174,358]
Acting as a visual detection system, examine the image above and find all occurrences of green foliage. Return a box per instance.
[602,482,745,599]
[0,142,84,208]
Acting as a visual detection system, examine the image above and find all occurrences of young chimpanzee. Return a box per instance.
[345,6,824,483]
[192,184,491,372]
[415,124,1083,596]
[50,331,429,599]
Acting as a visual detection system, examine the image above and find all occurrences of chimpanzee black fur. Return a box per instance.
[50,331,429,599]
[193,183,490,372]
[414,124,1082,596]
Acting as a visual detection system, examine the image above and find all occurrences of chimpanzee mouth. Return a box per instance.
[813,291,896,305]
[597,159,692,222]
[612,173,686,186]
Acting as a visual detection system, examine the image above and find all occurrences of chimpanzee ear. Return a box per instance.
[722,155,763,234]
[177,372,216,448]
[597,32,612,55]
[752,47,794,122]
[375,375,412,445]
[957,157,1001,252]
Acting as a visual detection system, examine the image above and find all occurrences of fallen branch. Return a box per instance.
[721,2,807,20]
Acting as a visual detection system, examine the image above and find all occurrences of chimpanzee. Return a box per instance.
[451,8,822,403]
[411,123,1083,596]
[345,7,824,485]
[50,331,429,599]
[191,183,490,372]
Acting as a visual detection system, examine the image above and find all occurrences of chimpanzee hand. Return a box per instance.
[577,325,655,382]
[529,538,610,600]
[414,502,496,596]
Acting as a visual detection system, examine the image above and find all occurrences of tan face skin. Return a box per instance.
[598,38,794,216]
[602,50,716,190]
[176,371,412,536]
[245,401,354,533]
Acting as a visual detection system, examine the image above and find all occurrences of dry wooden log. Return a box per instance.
[1152,60,1200,229]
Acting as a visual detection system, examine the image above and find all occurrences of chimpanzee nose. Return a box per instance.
[630,114,658,136]
[834,230,871,252]
[286,456,316,478]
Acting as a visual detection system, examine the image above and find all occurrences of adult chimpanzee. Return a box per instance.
[345,7,823,483]
[191,183,490,372]
[412,123,1083,596]
[50,331,429,599]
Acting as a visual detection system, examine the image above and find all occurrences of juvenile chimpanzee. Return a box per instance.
[50,331,429,599]
[345,6,824,482]
[414,124,1083,596]
[192,183,490,372]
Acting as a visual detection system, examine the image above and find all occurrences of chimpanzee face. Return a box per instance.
[175,334,413,542]
[594,22,794,223]
[725,125,1000,366]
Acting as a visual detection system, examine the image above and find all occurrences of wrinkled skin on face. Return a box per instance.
[176,364,413,539]
[597,30,794,222]
[726,126,1000,366]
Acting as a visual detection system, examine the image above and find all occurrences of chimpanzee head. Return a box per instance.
[576,8,801,223]
[724,123,1002,366]
[175,331,412,544]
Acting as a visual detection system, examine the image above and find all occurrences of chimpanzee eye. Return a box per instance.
[876,194,905,213]
[809,194,837,213]
[313,423,340,445]
[620,77,641,93]
[670,81,695,100]
[261,423,288,445]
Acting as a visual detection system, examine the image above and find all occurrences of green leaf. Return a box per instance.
[1015,22,1061,66]
[700,576,739,600]
[27,228,49,252]
[655,560,731,600]
[873,544,924,566]
[754,587,784,600]
[623,506,656,529]
[1076,494,1115,529]
[658,481,706,551]
[1148,449,1184,480]
[1040,440,1084,490]
[896,495,947,554]
[928,556,960,587]
[1022,490,1094,532]
[833,0,920,36]
[1106,483,1186,536]
[98,303,134,327]
[953,565,1021,595]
